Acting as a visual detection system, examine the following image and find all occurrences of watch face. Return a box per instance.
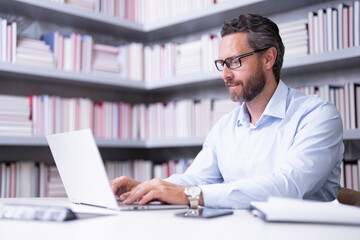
[187,186,201,197]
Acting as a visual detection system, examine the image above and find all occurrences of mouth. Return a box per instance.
[226,81,241,90]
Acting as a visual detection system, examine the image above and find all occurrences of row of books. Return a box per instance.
[308,1,360,54]
[0,162,57,198]
[153,158,194,179]
[297,83,360,130]
[0,158,192,198]
[8,81,360,138]
[0,93,238,139]
[342,160,360,191]
[48,0,228,24]
[31,95,216,139]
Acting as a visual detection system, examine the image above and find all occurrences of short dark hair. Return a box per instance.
[221,14,284,82]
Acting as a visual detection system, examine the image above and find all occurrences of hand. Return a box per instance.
[120,178,188,206]
[110,176,141,197]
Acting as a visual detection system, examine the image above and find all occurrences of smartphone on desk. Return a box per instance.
[175,208,233,219]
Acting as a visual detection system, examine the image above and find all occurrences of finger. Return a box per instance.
[123,184,150,204]
[119,192,131,201]
[138,190,159,205]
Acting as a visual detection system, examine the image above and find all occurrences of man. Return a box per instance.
[111,14,344,209]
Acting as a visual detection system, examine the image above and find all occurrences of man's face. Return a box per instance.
[218,33,266,103]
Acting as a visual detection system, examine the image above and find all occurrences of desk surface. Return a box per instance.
[0,198,359,240]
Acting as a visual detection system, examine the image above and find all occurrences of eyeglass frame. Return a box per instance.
[214,47,270,71]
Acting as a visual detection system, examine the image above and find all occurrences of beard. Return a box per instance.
[225,63,266,103]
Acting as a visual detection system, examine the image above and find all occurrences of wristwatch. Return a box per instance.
[184,185,202,209]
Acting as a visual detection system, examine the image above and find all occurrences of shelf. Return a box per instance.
[343,129,360,140]
[146,72,222,91]
[146,137,205,148]
[2,46,359,92]
[0,62,145,90]
[2,0,328,42]
[1,130,357,148]
[283,46,360,76]
[0,136,204,148]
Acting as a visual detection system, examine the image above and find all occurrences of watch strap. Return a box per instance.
[189,198,199,209]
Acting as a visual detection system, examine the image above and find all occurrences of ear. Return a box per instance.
[262,47,277,70]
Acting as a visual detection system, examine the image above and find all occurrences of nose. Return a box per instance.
[221,65,233,82]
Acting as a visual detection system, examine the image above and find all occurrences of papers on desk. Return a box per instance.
[250,197,360,225]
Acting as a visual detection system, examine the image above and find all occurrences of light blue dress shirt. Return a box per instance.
[165,80,344,209]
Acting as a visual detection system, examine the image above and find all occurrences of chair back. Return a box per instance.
[338,188,360,207]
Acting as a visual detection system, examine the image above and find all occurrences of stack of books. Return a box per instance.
[92,43,120,73]
[47,165,67,198]
[0,95,32,136]
[278,19,309,59]
[16,38,55,68]
[175,40,202,76]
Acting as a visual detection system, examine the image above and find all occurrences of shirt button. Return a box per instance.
[237,120,241,127]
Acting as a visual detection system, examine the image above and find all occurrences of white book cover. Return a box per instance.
[352,163,359,191]
[326,7,333,51]
[343,5,349,48]
[349,5,354,48]
[338,3,344,49]
[63,37,73,71]
[317,9,326,53]
[344,83,351,129]
[11,22,16,63]
[355,1,360,46]
[1,163,7,198]
[1,18,7,62]
[345,163,353,189]
[348,83,356,129]
[358,159,360,190]
[332,8,339,50]
[18,162,33,197]
[340,160,345,187]
[314,14,319,54]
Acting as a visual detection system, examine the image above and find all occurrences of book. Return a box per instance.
[251,196,360,225]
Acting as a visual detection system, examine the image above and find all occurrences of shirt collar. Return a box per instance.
[238,80,288,127]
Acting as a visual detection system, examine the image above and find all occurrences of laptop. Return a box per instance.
[46,129,188,211]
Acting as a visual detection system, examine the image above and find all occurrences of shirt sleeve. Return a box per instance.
[201,102,344,209]
[164,126,223,186]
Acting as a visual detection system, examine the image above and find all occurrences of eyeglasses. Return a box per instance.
[214,47,269,71]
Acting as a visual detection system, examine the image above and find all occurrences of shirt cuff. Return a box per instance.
[199,183,232,208]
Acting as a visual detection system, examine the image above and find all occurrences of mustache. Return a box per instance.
[225,79,243,86]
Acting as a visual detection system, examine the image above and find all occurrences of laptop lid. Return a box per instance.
[47,129,119,210]
[46,129,188,211]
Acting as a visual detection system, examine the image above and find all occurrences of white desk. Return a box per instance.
[0,198,359,240]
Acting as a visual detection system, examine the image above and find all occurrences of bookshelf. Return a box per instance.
[1,0,360,196]
[2,0,327,41]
